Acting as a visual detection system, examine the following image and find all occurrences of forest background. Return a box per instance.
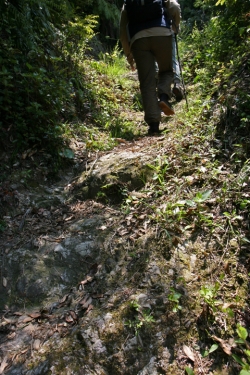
[0,0,249,159]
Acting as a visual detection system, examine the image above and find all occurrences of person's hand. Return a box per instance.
[172,22,180,34]
[127,53,135,71]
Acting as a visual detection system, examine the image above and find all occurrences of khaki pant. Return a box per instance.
[131,36,173,124]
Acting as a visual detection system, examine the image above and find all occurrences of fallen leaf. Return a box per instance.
[211,335,233,355]
[69,310,78,320]
[18,315,33,324]
[80,275,93,285]
[28,312,41,319]
[65,215,74,222]
[183,344,195,362]
[99,225,107,230]
[20,348,29,354]
[79,295,93,309]
[3,316,17,325]
[65,314,74,323]
[0,357,8,374]
[222,302,238,310]
[59,294,70,304]
[33,339,41,351]
[85,304,93,314]
[2,277,7,287]
[7,332,16,340]
[115,138,128,144]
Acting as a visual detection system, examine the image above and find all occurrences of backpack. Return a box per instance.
[124,0,164,24]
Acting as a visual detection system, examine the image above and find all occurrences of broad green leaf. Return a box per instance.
[185,200,196,207]
[244,349,250,358]
[202,350,209,357]
[200,189,213,201]
[185,367,195,375]
[209,344,219,354]
[232,353,245,366]
[235,338,245,344]
[193,190,212,203]
[240,370,250,375]
[237,324,248,340]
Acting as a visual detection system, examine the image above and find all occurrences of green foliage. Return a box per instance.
[0,0,98,153]
[232,324,250,374]
[202,343,219,357]
[124,300,155,336]
[200,282,221,312]
[168,287,182,312]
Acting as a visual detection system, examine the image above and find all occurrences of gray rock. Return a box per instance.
[138,357,158,375]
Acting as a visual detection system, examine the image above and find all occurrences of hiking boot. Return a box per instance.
[172,83,184,102]
[148,122,160,135]
[159,94,175,116]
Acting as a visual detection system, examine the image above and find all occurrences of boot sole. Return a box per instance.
[159,101,175,116]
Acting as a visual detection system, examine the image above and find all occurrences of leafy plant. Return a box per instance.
[202,343,219,357]
[199,282,220,312]
[168,287,182,313]
[232,324,250,375]
[124,300,155,336]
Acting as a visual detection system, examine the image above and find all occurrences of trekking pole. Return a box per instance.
[174,33,189,110]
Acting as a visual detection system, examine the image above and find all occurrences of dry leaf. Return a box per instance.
[7,332,16,340]
[99,225,107,230]
[211,335,232,355]
[69,310,78,321]
[18,315,33,324]
[65,215,74,222]
[116,138,128,144]
[80,275,93,285]
[183,344,195,362]
[28,311,41,319]
[65,315,74,323]
[0,357,8,374]
[2,277,7,287]
[80,296,93,309]
[20,348,29,354]
[222,302,238,310]
[3,316,17,325]
[59,294,70,304]
[33,339,41,351]
[85,304,93,314]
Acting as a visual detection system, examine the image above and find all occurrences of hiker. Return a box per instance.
[120,0,181,134]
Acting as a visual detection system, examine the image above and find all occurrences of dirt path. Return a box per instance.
[0,121,248,375]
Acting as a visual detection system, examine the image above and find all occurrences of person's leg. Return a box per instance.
[131,38,161,126]
[150,36,175,115]
[151,36,173,98]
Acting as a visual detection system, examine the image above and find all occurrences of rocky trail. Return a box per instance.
[0,104,249,375]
